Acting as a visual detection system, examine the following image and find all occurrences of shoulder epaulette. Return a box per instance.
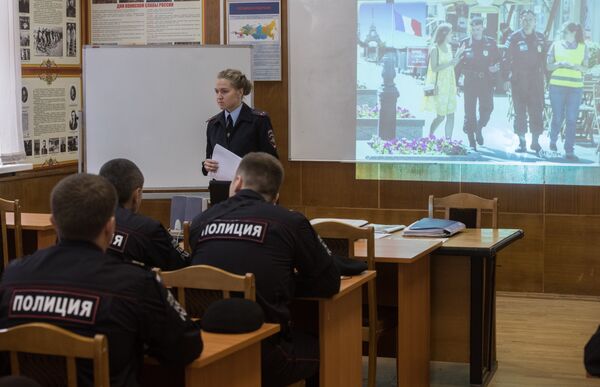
[251,109,268,117]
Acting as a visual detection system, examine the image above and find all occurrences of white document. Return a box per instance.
[310,218,369,228]
[209,144,242,181]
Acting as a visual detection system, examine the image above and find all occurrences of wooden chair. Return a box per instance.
[428,193,498,228]
[183,221,191,254]
[0,322,110,387]
[160,265,255,317]
[1,198,23,270]
[311,221,380,387]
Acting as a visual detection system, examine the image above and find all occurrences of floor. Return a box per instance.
[362,293,600,386]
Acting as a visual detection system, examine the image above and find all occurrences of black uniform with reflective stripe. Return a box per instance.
[189,189,340,336]
[202,102,278,176]
[456,35,500,136]
[0,240,202,387]
[107,206,189,270]
[502,29,548,136]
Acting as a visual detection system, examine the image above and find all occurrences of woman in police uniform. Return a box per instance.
[202,69,278,176]
[547,22,588,160]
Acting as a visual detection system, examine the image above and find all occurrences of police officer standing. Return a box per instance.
[503,10,548,154]
[457,17,500,150]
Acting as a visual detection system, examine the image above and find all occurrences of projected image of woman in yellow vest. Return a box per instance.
[547,22,589,161]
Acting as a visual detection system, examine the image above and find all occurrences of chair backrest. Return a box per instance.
[0,323,110,387]
[0,198,23,270]
[183,221,191,254]
[311,221,375,270]
[428,193,498,228]
[160,265,256,314]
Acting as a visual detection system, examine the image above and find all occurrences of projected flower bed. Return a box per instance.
[367,135,468,156]
[356,104,416,119]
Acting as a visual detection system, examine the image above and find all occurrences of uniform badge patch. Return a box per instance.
[109,230,129,253]
[9,288,100,324]
[198,219,268,243]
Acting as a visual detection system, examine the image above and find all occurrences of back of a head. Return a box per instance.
[237,152,284,201]
[51,174,118,242]
[99,158,144,205]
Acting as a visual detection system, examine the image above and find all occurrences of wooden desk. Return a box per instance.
[295,270,376,387]
[187,323,280,386]
[391,229,524,386]
[6,212,55,252]
[355,238,442,387]
[144,323,280,387]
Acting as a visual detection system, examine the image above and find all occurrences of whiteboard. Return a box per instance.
[83,45,252,189]
[288,0,356,161]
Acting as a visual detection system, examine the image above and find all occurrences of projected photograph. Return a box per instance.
[356,0,600,184]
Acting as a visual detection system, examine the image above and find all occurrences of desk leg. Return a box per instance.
[396,255,430,387]
[319,286,362,387]
[470,254,498,387]
[185,343,261,387]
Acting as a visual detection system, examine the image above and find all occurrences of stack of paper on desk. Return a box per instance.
[309,218,369,228]
[404,218,465,237]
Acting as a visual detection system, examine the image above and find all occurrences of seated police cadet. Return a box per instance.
[99,158,189,270]
[190,152,341,387]
[0,174,202,387]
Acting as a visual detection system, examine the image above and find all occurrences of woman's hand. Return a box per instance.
[451,45,465,66]
[203,159,219,173]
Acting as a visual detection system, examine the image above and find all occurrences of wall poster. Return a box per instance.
[21,76,82,166]
[227,0,281,81]
[18,0,81,66]
[90,0,203,45]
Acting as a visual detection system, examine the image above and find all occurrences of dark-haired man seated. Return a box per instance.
[190,152,340,387]
[0,174,202,387]
[99,158,189,270]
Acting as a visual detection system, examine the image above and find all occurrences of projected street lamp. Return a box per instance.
[378,53,399,140]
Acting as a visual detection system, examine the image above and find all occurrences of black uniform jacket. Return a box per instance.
[203,102,279,176]
[0,240,202,387]
[502,29,547,81]
[107,206,189,270]
[189,189,340,336]
[456,35,500,82]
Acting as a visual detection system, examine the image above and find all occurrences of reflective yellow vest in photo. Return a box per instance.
[550,42,585,88]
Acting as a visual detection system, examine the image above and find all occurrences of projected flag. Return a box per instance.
[394,11,422,36]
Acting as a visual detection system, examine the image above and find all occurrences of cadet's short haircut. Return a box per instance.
[99,158,144,205]
[470,17,484,27]
[51,174,117,242]
[237,152,284,201]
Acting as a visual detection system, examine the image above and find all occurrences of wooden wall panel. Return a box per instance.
[0,167,76,213]
[462,183,544,214]
[380,181,459,210]
[495,214,544,293]
[545,185,600,215]
[302,163,379,208]
[544,215,600,295]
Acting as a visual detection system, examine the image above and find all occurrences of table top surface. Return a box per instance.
[5,212,53,231]
[191,323,280,368]
[389,228,524,255]
[355,237,442,263]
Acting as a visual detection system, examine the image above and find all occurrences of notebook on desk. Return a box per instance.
[404,218,465,237]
